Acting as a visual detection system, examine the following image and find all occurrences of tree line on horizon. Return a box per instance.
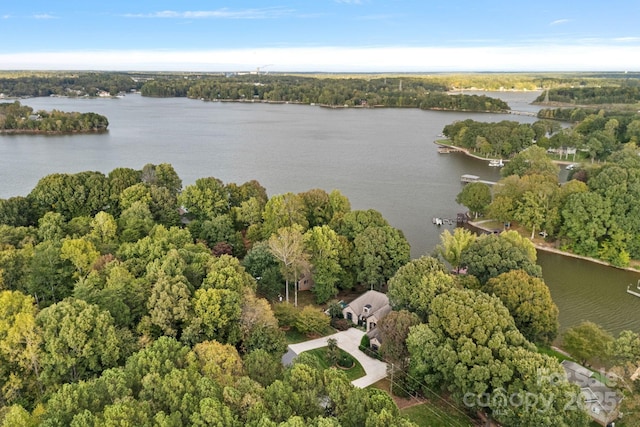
[1,70,639,98]
[141,74,510,112]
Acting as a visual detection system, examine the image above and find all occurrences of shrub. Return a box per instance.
[360,334,370,348]
[273,302,298,329]
[337,353,354,369]
[294,305,330,336]
[326,300,345,319]
[331,318,350,331]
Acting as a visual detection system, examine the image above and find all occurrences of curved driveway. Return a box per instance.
[282,328,388,388]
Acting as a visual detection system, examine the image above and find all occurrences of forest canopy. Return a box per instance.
[0,101,108,133]
[0,164,419,425]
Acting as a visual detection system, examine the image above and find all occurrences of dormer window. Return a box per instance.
[363,304,372,315]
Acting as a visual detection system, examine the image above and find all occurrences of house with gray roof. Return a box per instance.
[342,290,392,349]
[561,360,623,426]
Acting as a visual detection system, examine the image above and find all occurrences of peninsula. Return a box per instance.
[0,100,108,134]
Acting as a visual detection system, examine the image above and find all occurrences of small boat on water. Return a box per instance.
[488,159,504,167]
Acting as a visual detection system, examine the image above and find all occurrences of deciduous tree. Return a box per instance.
[387,256,453,321]
[334,209,388,241]
[562,321,613,366]
[460,233,542,284]
[485,270,559,344]
[60,238,100,278]
[36,298,120,387]
[268,225,307,304]
[262,193,309,238]
[560,192,611,257]
[436,228,476,272]
[304,225,343,304]
[146,273,192,339]
[242,241,284,300]
[294,305,330,337]
[0,290,42,404]
[193,340,243,386]
[178,177,229,221]
[378,310,420,370]
[500,145,559,178]
[352,225,410,290]
[455,182,491,218]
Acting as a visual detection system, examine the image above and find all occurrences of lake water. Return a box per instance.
[1,91,638,335]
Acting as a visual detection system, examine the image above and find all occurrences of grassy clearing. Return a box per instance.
[284,328,310,344]
[370,379,477,427]
[538,345,574,363]
[283,324,336,344]
[400,399,476,427]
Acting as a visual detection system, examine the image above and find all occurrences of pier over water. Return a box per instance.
[461,174,497,186]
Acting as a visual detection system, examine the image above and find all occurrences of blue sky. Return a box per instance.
[2,1,640,72]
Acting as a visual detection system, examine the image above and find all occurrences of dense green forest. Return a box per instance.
[0,101,108,133]
[450,123,640,267]
[447,100,640,266]
[141,74,510,111]
[3,163,636,425]
[537,105,640,123]
[2,70,639,102]
[0,71,509,111]
[0,73,142,98]
[534,85,640,105]
[0,164,421,425]
[445,106,640,161]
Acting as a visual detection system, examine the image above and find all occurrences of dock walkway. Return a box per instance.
[461,174,497,186]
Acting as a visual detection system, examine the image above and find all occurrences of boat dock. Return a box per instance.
[507,110,538,117]
[432,213,469,226]
[461,174,497,186]
[438,146,464,154]
[627,280,640,298]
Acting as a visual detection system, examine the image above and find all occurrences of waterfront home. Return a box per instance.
[561,360,623,426]
[342,290,392,349]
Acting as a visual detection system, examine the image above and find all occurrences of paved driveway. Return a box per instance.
[282,328,388,388]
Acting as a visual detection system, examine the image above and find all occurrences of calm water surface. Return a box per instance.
[1,92,638,334]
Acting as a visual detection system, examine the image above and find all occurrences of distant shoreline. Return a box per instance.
[467,219,640,273]
[0,129,108,135]
[433,140,576,166]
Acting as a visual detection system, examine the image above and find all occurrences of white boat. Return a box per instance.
[488,159,504,167]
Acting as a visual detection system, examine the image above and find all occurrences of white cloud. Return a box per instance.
[614,37,640,43]
[1,45,640,72]
[125,8,292,19]
[550,19,570,26]
[33,13,57,20]
[355,14,396,21]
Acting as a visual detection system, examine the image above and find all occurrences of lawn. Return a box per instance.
[283,322,336,344]
[537,345,574,363]
[305,347,366,381]
[284,328,312,344]
[371,379,477,427]
[400,399,476,427]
